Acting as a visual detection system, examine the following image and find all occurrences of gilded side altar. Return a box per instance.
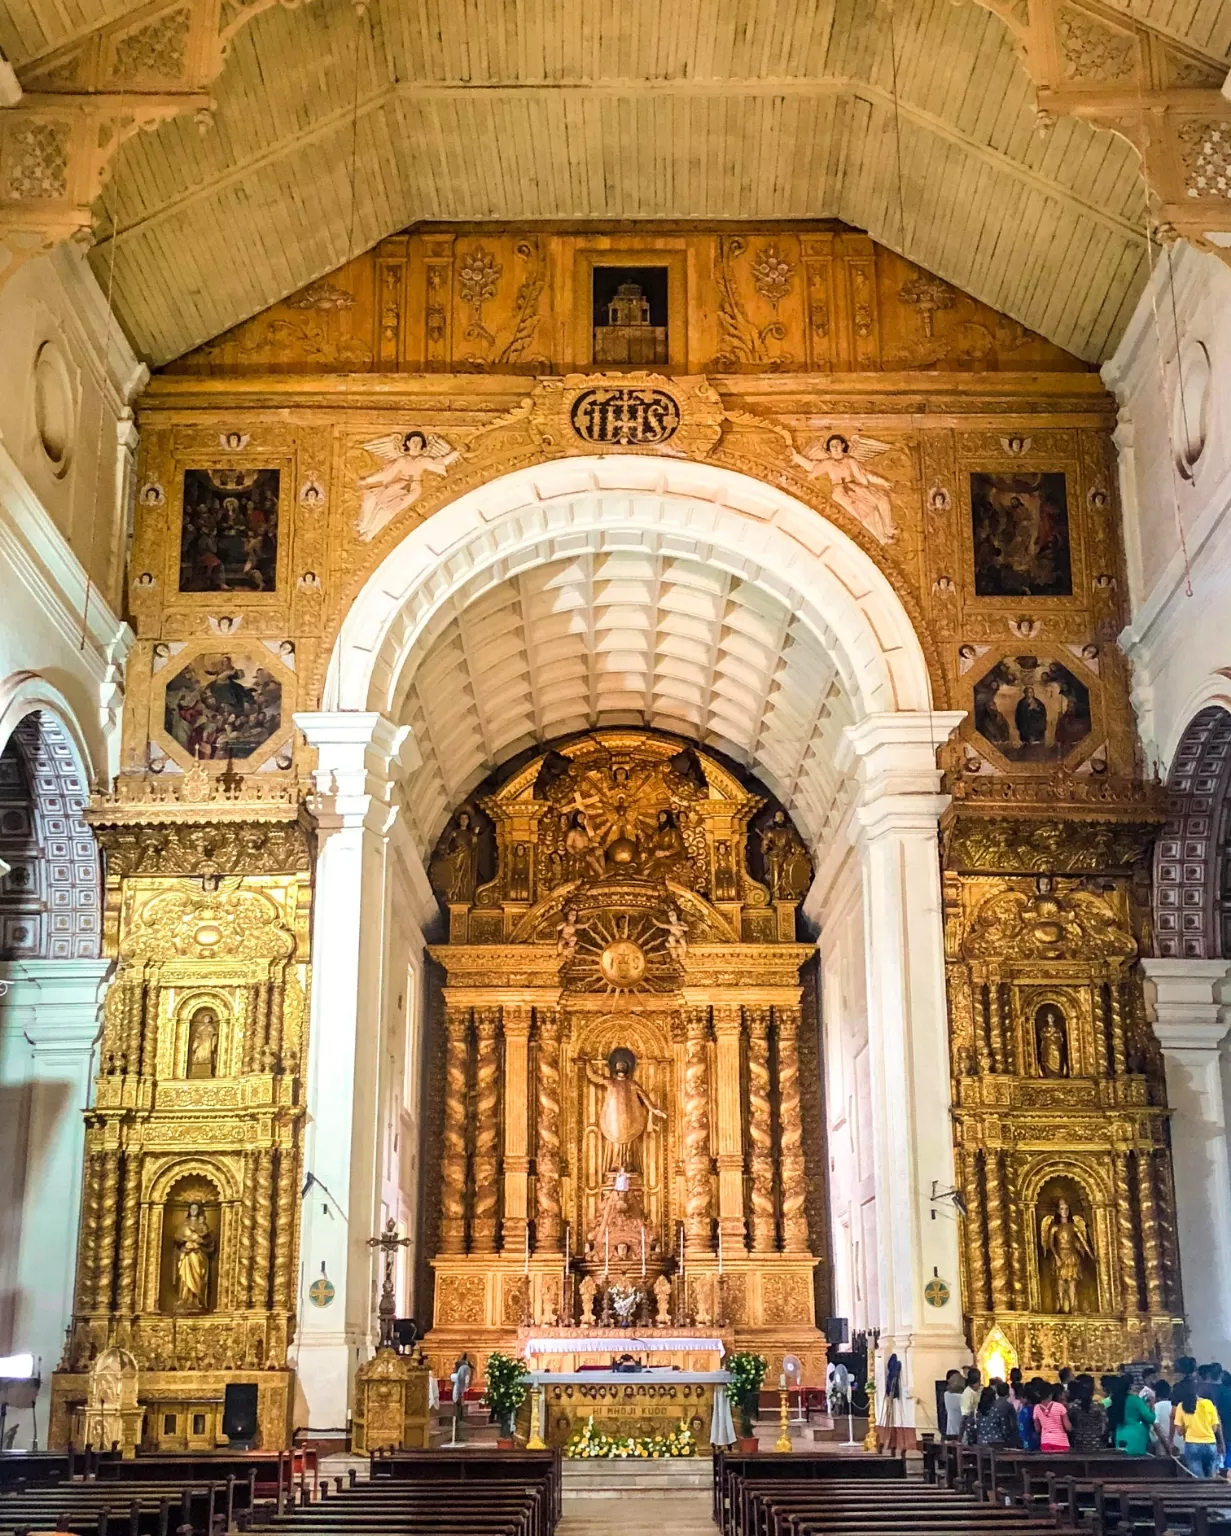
[419,730,829,1386]
[49,767,311,1450]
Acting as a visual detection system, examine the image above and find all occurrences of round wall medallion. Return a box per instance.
[598,939,647,986]
[308,1272,335,1307]
[33,340,75,478]
[924,1277,951,1307]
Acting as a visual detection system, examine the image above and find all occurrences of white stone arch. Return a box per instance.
[325,455,936,730]
[0,670,98,781]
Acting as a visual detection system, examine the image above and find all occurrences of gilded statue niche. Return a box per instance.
[159,1176,221,1314]
[419,728,828,1388]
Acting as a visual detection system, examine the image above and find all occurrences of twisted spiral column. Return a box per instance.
[984,1150,1009,1310]
[683,1008,714,1248]
[1005,1157,1027,1310]
[93,1148,121,1311]
[440,1008,471,1254]
[77,1140,102,1309]
[1109,982,1129,1077]
[250,1150,275,1311]
[116,1154,142,1313]
[960,1145,989,1313]
[273,1143,298,1309]
[776,1006,808,1253]
[746,1007,776,1252]
[1114,1153,1140,1313]
[535,1009,563,1250]
[1137,1150,1166,1313]
[237,1151,257,1305]
[471,1008,502,1253]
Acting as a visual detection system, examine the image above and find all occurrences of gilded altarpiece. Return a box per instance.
[49,768,312,1451]
[941,788,1183,1372]
[418,731,829,1387]
[75,218,1185,1400]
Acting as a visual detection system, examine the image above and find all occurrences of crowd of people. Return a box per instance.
[943,1358,1231,1479]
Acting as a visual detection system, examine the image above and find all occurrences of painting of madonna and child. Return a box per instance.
[971,471,1072,597]
[179,468,279,592]
[973,654,1091,765]
[163,653,282,761]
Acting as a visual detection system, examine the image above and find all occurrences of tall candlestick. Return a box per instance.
[524,1223,530,1276]
[604,1228,609,1278]
[718,1227,723,1274]
[641,1226,646,1277]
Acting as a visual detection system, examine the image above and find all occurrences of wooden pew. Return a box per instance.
[712,1452,907,1536]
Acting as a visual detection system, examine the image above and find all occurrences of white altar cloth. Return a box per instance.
[522,1335,725,1357]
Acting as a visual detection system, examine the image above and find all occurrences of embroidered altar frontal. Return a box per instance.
[521,1370,729,1452]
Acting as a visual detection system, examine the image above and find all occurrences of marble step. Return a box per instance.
[562,1459,713,1495]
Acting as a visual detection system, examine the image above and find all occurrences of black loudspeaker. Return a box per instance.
[824,1316,849,1345]
[223,1383,259,1447]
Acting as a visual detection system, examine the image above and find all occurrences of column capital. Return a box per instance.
[841,711,966,839]
[1142,957,1231,1052]
[294,710,416,834]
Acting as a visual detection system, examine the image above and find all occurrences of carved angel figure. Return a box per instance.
[355,430,460,541]
[1040,1198,1094,1314]
[790,432,896,543]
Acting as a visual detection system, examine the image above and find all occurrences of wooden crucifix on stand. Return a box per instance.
[367,1219,412,1350]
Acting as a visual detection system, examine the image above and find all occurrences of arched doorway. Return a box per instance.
[0,703,109,1443]
[1143,704,1231,1360]
[295,454,965,1432]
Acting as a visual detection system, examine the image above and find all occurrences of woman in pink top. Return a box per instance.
[1034,1381,1072,1451]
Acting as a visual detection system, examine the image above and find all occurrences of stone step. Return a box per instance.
[558,1492,714,1533]
[562,1459,713,1496]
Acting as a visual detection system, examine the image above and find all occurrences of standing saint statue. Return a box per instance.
[173,1201,215,1313]
[1040,1197,1094,1314]
[186,1007,219,1078]
[1036,1004,1069,1077]
[585,1047,665,1176]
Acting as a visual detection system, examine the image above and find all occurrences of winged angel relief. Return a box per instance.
[354,430,461,541]
[790,432,896,543]
[1040,1199,1095,1314]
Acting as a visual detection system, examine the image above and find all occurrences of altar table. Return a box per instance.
[520,1369,734,1452]
[517,1326,725,1374]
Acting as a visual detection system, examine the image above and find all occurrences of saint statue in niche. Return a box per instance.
[585,1047,665,1176]
[759,810,811,900]
[430,809,479,903]
[1035,1004,1069,1077]
[173,1201,215,1313]
[186,1006,219,1078]
[1040,1198,1094,1314]
[644,808,688,878]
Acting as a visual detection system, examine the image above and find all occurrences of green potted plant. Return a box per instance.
[727,1352,768,1453]
[484,1351,529,1448]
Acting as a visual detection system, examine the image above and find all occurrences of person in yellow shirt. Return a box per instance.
[1169,1380,1225,1478]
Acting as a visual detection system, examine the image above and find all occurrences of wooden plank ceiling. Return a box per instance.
[9,0,1223,365]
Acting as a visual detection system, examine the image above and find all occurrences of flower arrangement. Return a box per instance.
[727,1351,768,1439]
[608,1282,640,1325]
[483,1350,529,1438]
[565,1414,696,1459]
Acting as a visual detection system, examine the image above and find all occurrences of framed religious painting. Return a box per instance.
[149,641,297,771]
[968,647,1100,771]
[969,470,1073,599]
[172,462,291,599]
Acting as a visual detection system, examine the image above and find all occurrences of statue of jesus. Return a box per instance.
[585,1046,665,1175]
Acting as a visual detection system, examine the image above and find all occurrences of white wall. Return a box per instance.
[1105,241,1231,773]
[0,244,142,1444]
[814,838,878,1337]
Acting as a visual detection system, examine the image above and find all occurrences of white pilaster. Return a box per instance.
[292,710,415,1433]
[1142,957,1231,1360]
[0,959,109,1444]
[842,710,967,1432]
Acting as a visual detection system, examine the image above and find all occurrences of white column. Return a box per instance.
[841,710,967,1434]
[292,710,415,1433]
[1142,958,1231,1360]
[0,959,109,1444]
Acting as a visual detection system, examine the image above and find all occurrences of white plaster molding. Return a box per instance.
[1142,957,1231,1049]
